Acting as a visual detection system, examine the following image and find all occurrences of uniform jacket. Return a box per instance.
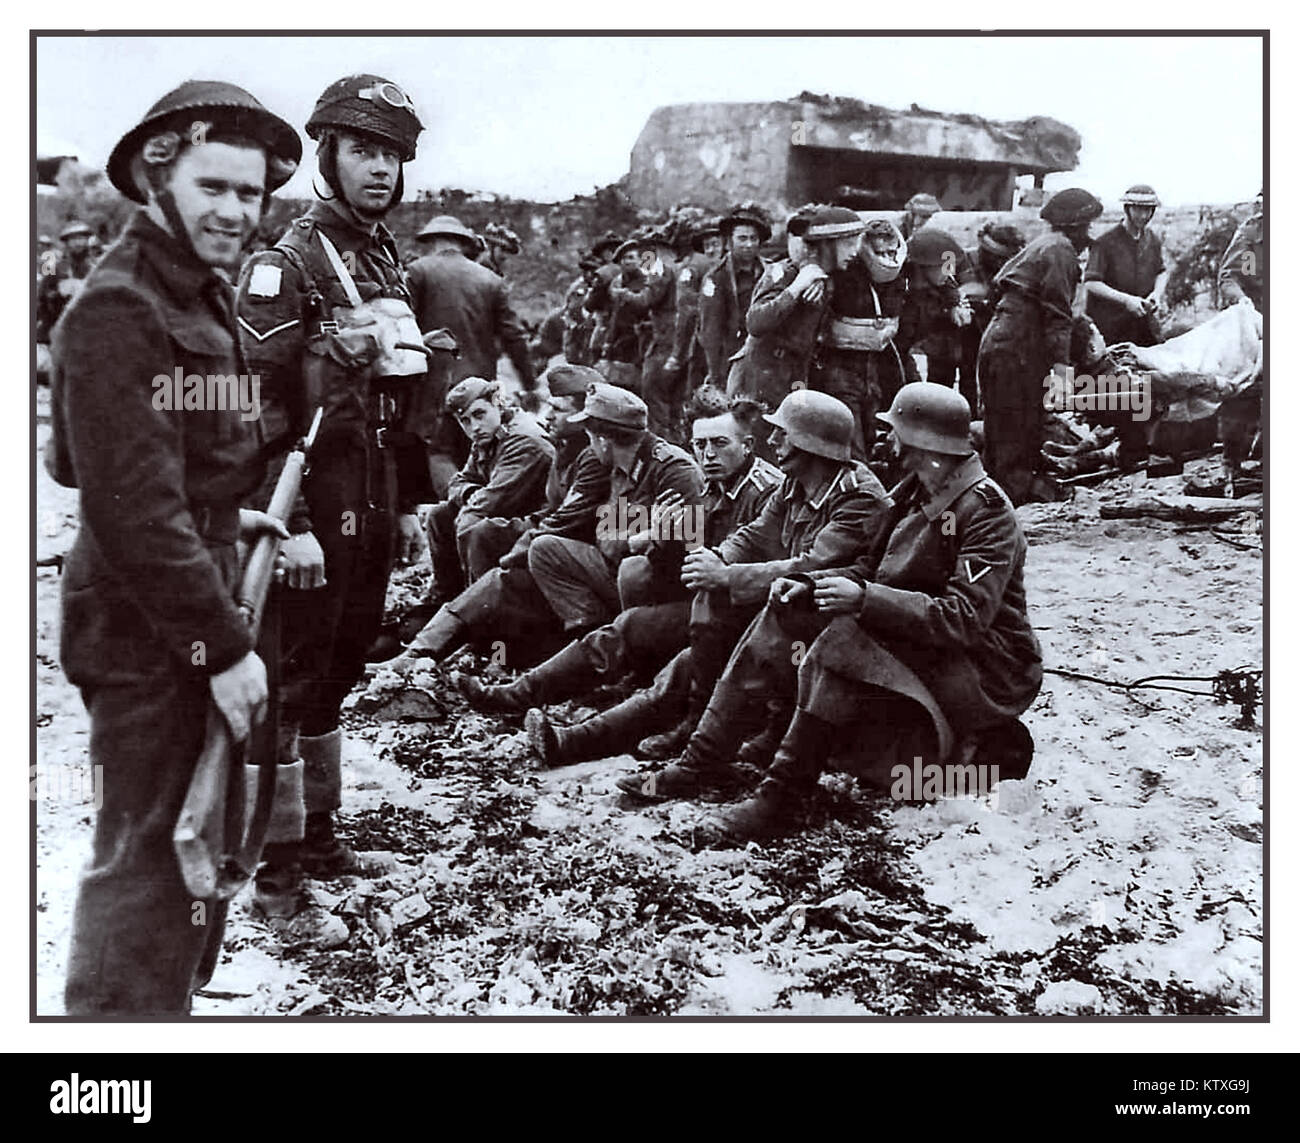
[236,200,427,529]
[615,257,676,362]
[828,453,1042,720]
[52,211,263,686]
[726,259,834,411]
[602,267,655,363]
[671,251,716,364]
[406,247,534,386]
[562,274,598,366]
[989,230,1081,367]
[596,433,706,564]
[702,454,784,547]
[1218,213,1264,312]
[448,407,555,529]
[716,459,890,606]
[698,252,765,381]
[36,254,93,343]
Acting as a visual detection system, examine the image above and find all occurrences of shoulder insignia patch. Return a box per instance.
[247,263,282,298]
[701,277,716,298]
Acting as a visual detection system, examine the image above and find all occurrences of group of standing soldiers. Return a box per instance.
[41,62,1260,1018]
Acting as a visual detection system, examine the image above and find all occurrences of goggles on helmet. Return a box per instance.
[357,82,418,115]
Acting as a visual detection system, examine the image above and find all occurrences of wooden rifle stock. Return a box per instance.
[173,409,323,901]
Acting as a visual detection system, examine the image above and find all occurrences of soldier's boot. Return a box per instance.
[251,751,306,918]
[525,682,673,769]
[635,720,692,761]
[370,606,467,677]
[297,730,362,878]
[616,680,767,802]
[455,640,601,716]
[712,711,837,842]
[735,700,796,772]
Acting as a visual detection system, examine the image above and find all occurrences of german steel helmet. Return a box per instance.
[1040,188,1104,227]
[762,389,854,462]
[306,74,423,162]
[877,382,972,456]
[1120,183,1161,208]
[107,80,302,203]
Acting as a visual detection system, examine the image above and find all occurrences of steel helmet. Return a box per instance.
[106,80,302,203]
[417,214,485,252]
[59,221,94,241]
[877,382,972,455]
[719,202,773,243]
[762,389,853,462]
[1120,183,1160,208]
[306,74,423,162]
[1040,188,1104,228]
[906,227,963,268]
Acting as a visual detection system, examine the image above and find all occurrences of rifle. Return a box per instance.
[173,408,323,901]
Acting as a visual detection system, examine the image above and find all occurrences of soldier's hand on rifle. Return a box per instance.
[279,531,327,590]
[396,513,426,567]
[239,508,291,542]
[812,575,865,615]
[209,650,268,743]
[681,546,729,592]
[771,577,810,604]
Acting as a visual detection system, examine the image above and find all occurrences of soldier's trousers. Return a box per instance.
[428,502,524,599]
[64,673,227,1015]
[643,352,687,444]
[445,565,569,669]
[528,536,621,631]
[281,448,394,737]
[978,321,1049,505]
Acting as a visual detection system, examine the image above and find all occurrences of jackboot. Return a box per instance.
[370,606,467,677]
[735,700,795,771]
[616,678,768,801]
[712,710,838,842]
[456,639,602,716]
[525,680,674,769]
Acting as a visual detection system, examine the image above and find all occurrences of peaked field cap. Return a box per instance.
[545,363,604,397]
[568,382,648,429]
[444,376,498,414]
[107,79,302,203]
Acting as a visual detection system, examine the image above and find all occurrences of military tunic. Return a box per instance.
[236,200,427,737]
[978,229,1081,503]
[428,408,555,592]
[528,432,705,630]
[726,259,833,421]
[52,211,264,1014]
[698,252,765,385]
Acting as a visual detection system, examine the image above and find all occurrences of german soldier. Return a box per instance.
[425,376,554,601]
[52,81,301,1013]
[706,384,1041,840]
[235,74,429,929]
[530,390,889,775]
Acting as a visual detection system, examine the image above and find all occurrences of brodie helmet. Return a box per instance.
[106,80,302,204]
[1119,183,1160,208]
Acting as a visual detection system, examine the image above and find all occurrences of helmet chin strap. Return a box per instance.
[151,184,207,268]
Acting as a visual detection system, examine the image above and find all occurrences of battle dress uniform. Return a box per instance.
[698,250,765,386]
[51,82,301,1014]
[459,451,783,715]
[1084,222,1165,346]
[426,378,554,598]
[527,385,705,633]
[978,230,1081,503]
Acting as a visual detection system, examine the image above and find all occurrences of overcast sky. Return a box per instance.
[35,34,1264,208]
